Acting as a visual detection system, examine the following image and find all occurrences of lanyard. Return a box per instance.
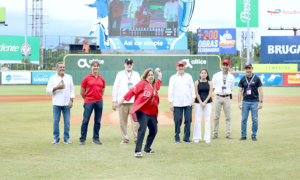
[223,74,228,86]
[245,75,255,87]
[125,70,133,81]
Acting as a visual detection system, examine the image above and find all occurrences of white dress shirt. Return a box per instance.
[46,73,75,106]
[112,70,140,103]
[168,72,196,107]
[212,71,235,95]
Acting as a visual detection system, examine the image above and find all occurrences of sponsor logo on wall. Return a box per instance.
[1,72,31,84]
[78,59,105,68]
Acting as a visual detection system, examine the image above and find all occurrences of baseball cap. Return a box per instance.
[222,59,230,65]
[176,61,185,66]
[244,63,253,69]
[125,58,133,64]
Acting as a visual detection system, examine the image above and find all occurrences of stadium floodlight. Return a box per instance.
[0,7,8,26]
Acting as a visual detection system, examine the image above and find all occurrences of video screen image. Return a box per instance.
[109,0,179,37]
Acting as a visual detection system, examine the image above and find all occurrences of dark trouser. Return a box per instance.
[110,16,122,35]
[167,21,178,28]
[135,111,157,153]
[80,101,103,141]
[173,106,192,141]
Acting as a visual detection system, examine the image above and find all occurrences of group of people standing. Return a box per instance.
[46,58,264,158]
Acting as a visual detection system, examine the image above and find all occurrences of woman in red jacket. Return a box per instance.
[117,68,162,158]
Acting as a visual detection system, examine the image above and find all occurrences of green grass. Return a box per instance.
[0,86,300,179]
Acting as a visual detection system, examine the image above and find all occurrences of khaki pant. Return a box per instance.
[118,103,139,142]
[213,95,231,136]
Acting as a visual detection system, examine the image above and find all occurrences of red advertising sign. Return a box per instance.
[284,73,300,85]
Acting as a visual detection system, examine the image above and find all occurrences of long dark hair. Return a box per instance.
[143,68,156,84]
[199,68,210,81]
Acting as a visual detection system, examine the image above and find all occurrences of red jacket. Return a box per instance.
[135,5,157,28]
[124,79,161,121]
[110,1,124,17]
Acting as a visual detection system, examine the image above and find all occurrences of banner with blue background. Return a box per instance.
[232,73,283,86]
[32,72,56,84]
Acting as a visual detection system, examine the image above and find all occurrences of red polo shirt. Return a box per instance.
[81,73,105,103]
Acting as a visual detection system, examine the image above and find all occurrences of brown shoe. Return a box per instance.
[226,135,233,139]
[120,140,128,144]
[212,135,218,139]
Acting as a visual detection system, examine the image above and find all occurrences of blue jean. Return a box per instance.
[53,105,70,140]
[80,101,103,141]
[241,101,259,137]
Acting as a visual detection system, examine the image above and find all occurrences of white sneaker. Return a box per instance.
[193,140,199,143]
[134,152,143,158]
[120,140,128,144]
[206,140,211,143]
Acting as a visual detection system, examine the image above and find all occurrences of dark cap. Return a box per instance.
[244,63,253,69]
[125,58,133,64]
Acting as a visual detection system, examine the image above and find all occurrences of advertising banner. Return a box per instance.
[260,0,300,29]
[1,72,31,85]
[252,64,298,72]
[0,35,40,64]
[32,72,56,84]
[261,36,300,63]
[197,28,236,54]
[283,73,300,85]
[74,37,97,45]
[232,72,283,86]
[236,0,259,28]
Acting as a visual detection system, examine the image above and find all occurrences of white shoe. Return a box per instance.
[206,140,211,143]
[134,152,143,158]
[193,140,199,143]
[120,140,128,144]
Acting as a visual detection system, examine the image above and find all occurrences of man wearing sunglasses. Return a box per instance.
[112,58,141,144]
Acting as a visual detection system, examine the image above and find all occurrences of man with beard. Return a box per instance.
[46,62,75,145]
[211,59,235,140]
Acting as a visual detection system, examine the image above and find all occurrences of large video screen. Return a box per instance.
[109,0,179,37]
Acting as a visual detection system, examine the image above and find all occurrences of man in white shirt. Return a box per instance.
[164,0,179,28]
[211,59,235,139]
[46,62,75,145]
[112,58,140,144]
[168,61,196,144]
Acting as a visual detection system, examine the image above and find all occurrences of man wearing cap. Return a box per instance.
[238,63,263,141]
[112,58,141,144]
[168,60,196,144]
[212,59,235,139]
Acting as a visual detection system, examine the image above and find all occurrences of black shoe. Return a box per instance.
[239,137,247,141]
[252,137,257,141]
[79,140,85,145]
[93,139,102,145]
[51,139,60,145]
[183,139,193,143]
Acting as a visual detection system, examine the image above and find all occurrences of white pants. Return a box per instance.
[91,16,109,47]
[193,103,212,141]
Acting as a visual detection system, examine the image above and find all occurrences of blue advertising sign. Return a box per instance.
[32,72,56,84]
[197,28,236,54]
[232,73,283,86]
[261,36,300,63]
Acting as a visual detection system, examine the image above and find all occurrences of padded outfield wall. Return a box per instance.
[63,54,222,85]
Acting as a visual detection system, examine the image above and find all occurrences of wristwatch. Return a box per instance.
[260,100,263,103]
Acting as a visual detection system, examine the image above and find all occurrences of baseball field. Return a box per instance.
[0,85,299,179]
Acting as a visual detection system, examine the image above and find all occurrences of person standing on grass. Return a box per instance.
[238,63,263,141]
[117,68,162,158]
[168,60,196,144]
[112,58,140,144]
[192,68,213,144]
[211,59,235,140]
[79,61,105,145]
[46,62,75,145]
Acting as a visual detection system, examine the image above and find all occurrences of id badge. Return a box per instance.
[222,86,226,93]
[128,82,133,90]
[246,87,251,95]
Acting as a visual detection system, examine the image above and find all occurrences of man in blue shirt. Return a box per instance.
[85,0,110,48]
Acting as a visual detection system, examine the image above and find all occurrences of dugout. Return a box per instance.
[63,54,222,86]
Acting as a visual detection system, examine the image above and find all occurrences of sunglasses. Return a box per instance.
[126,62,133,65]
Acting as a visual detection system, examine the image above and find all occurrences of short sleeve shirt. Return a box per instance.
[81,73,106,103]
[238,74,262,102]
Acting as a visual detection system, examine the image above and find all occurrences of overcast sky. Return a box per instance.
[1,0,299,50]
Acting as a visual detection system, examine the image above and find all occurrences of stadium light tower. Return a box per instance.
[246,0,250,64]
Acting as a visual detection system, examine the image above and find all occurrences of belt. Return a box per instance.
[216,94,230,98]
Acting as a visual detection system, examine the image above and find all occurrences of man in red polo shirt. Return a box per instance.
[79,61,105,145]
